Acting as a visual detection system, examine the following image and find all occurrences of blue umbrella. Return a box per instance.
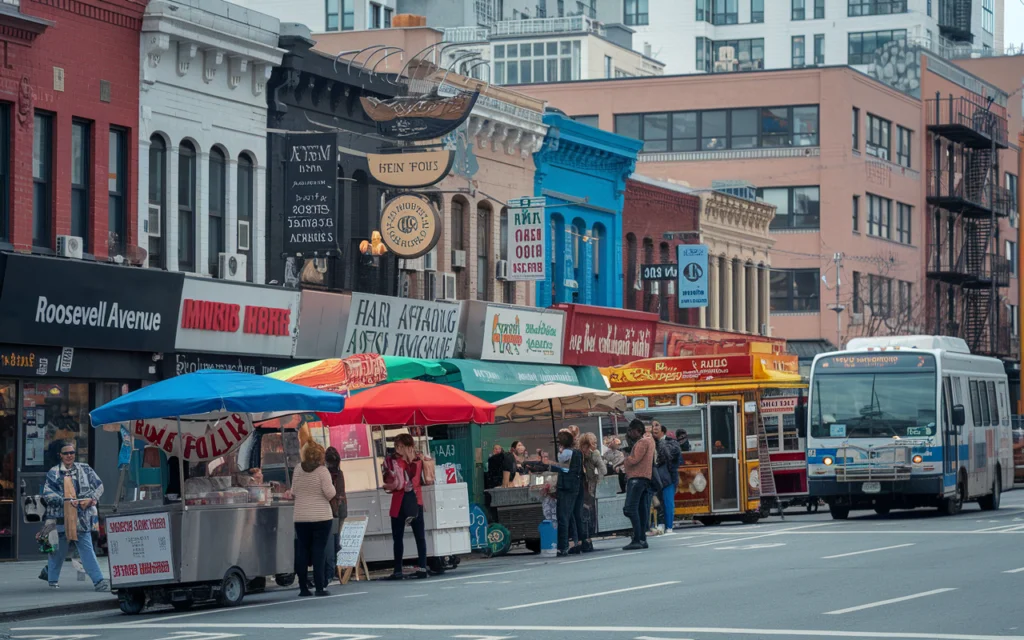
[90,369,345,426]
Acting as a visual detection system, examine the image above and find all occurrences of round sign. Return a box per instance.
[485,523,512,557]
[379,193,442,259]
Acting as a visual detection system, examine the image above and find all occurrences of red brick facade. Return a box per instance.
[1,0,143,257]
[622,177,700,325]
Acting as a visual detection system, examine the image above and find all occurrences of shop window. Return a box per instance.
[178,141,197,272]
[477,203,491,301]
[237,154,254,282]
[848,30,906,65]
[33,112,54,249]
[208,147,226,277]
[108,127,127,257]
[71,120,90,246]
[0,382,15,557]
[148,135,167,270]
[770,268,820,312]
[21,383,90,471]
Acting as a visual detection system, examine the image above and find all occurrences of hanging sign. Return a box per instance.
[505,197,546,282]
[360,91,479,141]
[367,149,454,188]
[677,244,709,309]
[642,264,679,280]
[283,133,337,256]
[379,193,442,259]
[341,293,461,359]
[128,413,255,463]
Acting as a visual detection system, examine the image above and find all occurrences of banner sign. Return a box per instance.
[129,413,254,462]
[341,293,461,359]
[367,149,454,188]
[506,197,546,281]
[760,396,798,415]
[283,133,337,256]
[677,244,709,308]
[607,355,754,390]
[657,323,786,358]
[558,304,657,368]
[481,305,564,364]
[106,512,175,586]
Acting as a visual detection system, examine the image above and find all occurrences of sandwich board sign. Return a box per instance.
[336,515,369,583]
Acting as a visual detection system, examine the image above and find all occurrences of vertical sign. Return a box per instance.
[677,244,709,308]
[283,133,337,255]
[506,197,545,281]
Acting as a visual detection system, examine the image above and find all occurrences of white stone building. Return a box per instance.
[138,0,284,283]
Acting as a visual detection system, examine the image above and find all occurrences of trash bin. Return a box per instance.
[539,520,557,557]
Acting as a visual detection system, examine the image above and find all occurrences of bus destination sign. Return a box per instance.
[814,352,936,373]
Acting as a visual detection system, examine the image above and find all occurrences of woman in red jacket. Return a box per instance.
[384,433,428,580]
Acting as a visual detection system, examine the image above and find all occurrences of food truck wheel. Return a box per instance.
[524,539,542,554]
[118,590,146,615]
[873,504,891,516]
[217,570,246,607]
[275,573,296,587]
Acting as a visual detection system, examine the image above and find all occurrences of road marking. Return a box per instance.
[428,569,529,584]
[558,551,642,565]
[997,524,1024,533]
[11,636,97,640]
[822,543,915,559]
[498,581,680,611]
[1003,567,1024,573]
[635,637,695,640]
[299,635,379,640]
[148,633,244,640]
[465,581,494,584]
[714,543,787,550]
[686,522,833,547]
[17,622,1024,640]
[823,588,957,615]
[137,591,367,622]
[404,594,429,598]
[452,636,517,640]
[974,523,1024,532]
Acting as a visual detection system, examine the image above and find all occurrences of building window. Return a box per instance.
[208,147,226,277]
[342,0,354,30]
[896,202,912,244]
[848,29,906,64]
[1007,174,1019,216]
[927,0,932,16]
[896,125,912,168]
[71,120,90,245]
[848,0,907,16]
[370,2,382,28]
[770,268,820,312]
[384,7,392,27]
[868,274,892,318]
[898,280,912,320]
[237,154,254,282]
[1007,240,1017,277]
[178,141,197,272]
[852,107,860,151]
[852,271,862,313]
[792,0,805,20]
[697,0,739,24]
[814,34,824,64]
[0,106,7,242]
[853,194,860,232]
[451,199,464,251]
[499,207,514,302]
[148,136,167,269]
[494,39,580,85]
[326,0,338,30]
[712,38,764,72]
[108,128,127,257]
[757,186,820,230]
[33,112,53,249]
[791,36,805,67]
[814,0,824,18]
[477,204,491,301]
[572,115,599,127]
[867,193,892,239]
[604,55,612,78]
[983,0,994,33]
[866,114,891,160]
[624,0,648,25]
[750,0,763,22]
[615,104,819,152]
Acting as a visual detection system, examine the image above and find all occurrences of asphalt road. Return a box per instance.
[9,494,1024,640]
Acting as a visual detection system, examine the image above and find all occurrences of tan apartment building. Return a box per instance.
[521,66,924,358]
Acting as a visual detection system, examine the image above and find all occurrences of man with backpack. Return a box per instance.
[651,421,682,535]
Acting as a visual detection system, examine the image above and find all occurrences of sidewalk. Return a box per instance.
[0,560,116,621]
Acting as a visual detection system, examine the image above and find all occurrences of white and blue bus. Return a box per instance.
[807,335,1012,519]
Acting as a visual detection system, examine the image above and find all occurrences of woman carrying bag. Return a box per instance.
[382,434,432,580]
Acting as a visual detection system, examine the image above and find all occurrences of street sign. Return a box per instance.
[505,196,546,282]
[641,263,678,280]
[677,244,709,308]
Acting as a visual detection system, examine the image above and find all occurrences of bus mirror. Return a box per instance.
[952,404,966,428]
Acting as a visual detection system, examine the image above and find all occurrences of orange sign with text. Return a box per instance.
[607,355,754,390]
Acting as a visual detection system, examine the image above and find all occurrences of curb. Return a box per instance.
[0,598,119,624]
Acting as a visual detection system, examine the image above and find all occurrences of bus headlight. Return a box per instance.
[912,454,923,464]
[823,456,834,466]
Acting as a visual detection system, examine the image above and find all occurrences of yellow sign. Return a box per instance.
[379,193,442,259]
[367,149,454,188]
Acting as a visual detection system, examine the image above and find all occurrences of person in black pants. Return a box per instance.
[291,442,336,597]
[385,434,428,580]
[551,429,585,557]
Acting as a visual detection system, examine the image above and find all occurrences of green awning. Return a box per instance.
[573,366,609,391]
[432,359,580,402]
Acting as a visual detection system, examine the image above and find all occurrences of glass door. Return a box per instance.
[708,402,740,513]
[942,376,958,480]
[0,381,16,560]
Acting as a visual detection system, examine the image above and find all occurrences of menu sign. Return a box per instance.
[337,516,369,568]
[341,293,461,359]
[607,355,754,390]
[106,513,175,586]
[283,133,337,255]
[814,353,935,374]
[481,305,563,365]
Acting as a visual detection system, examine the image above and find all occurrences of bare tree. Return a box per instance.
[841,253,926,345]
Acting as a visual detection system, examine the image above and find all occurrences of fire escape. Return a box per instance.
[926,93,1013,358]
[937,0,973,44]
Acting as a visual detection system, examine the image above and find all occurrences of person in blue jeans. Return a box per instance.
[652,421,682,534]
[621,420,655,550]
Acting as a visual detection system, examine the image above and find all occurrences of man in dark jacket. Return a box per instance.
[652,421,682,534]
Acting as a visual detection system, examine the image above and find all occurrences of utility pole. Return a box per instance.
[827,252,845,350]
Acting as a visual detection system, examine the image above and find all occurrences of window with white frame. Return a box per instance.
[494,40,580,85]
[983,0,994,33]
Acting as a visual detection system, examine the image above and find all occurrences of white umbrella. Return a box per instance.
[493,382,627,455]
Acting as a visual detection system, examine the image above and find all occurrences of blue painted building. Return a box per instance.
[533,113,641,309]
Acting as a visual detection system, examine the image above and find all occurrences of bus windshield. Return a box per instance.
[811,372,937,439]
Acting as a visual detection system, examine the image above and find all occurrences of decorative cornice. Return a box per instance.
[701,191,776,242]
[203,49,224,84]
[177,41,198,77]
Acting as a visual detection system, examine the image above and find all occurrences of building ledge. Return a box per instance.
[639,146,820,163]
[0,3,52,40]
[143,10,284,68]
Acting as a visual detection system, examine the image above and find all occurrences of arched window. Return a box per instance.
[148,135,167,269]
[237,154,254,282]
[625,233,637,309]
[178,141,197,272]
[208,147,226,276]
[476,202,491,301]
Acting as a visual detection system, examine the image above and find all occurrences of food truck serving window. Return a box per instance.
[634,410,705,453]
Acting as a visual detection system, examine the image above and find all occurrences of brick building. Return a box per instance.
[0,0,144,258]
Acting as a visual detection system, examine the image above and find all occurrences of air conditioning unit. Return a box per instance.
[56,235,83,260]
[666,279,675,296]
[218,252,247,282]
[650,281,660,295]
[237,220,251,252]
[495,259,509,280]
[145,205,161,237]
[451,249,467,269]
[850,312,864,326]
[423,249,437,272]
[400,257,424,272]
[424,271,438,300]
[441,272,457,301]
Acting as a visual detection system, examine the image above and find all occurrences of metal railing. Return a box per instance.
[927,170,1002,214]
[442,26,491,43]
[492,15,603,37]
[926,95,1009,148]
[833,443,915,483]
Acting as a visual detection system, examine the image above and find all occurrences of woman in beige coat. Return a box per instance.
[291,442,335,597]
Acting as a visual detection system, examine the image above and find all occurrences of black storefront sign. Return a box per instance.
[0,344,159,380]
[284,132,338,256]
[0,253,184,353]
[168,352,307,377]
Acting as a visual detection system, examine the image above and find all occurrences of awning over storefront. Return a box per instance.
[432,359,601,402]
[573,365,609,391]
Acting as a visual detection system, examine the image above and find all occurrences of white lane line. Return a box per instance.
[498,581,680,611]
[135,591,368,622]
[466,581,494,584]
[1003,567,1024,573]
[998,525,1024,533]
[686,522,834,548]
[404,594,428,598]
[428,569,529,583]
[823,588,957,615]
[974,523,1024,532]
[558,551,642,565]
[821,543,915,559]
[17,622,1024,639]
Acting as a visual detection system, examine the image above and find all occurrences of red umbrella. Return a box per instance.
[320,379,495,426]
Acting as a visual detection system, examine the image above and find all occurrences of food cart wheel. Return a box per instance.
[524,539,542,554]
[217,569,246,607]
[274,573,296,587]
[696,517,721,526]
[806,501,819,514]
[426,557,447,575]
[742,512,761,525]
[118,590,146,615]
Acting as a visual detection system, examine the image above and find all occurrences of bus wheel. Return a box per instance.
[873,504,891,516]
[979,472,1001,511]
[941,480,964,516]
[829,505,850,520]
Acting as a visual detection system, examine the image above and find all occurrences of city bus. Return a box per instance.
[807,335,1012,519]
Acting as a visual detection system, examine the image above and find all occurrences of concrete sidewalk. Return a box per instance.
[0,559,116,621]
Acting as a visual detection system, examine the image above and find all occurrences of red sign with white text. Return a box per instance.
[607,355,754,390]
[656,323,785,358]
[131,413,253,462]
[553,304,658,367]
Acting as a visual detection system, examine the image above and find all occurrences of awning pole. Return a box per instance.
[176,416,186,510]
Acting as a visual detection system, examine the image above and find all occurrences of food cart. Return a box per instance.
[604,345,805,526]
[89,370,345,614]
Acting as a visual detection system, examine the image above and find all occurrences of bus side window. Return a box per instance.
[987,381,999,426]
[980,381,992,426]
[969,380,982,427]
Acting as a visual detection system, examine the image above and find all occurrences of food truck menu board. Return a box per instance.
[337,516,368,568]
[106,512,175,586]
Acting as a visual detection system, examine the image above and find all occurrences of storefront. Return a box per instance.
[0,254,183,560]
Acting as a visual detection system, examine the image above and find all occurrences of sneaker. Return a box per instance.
[622,541,644,551]
[657,524,666,534]
[413,569,428,579]
[314,589,330,597]
[581,540,595,553]
[298,589,313,597]
[48,582,59,589]
[94,580,110,593]
[664,528,674,535]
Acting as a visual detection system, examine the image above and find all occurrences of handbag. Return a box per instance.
[381,456,407,494]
